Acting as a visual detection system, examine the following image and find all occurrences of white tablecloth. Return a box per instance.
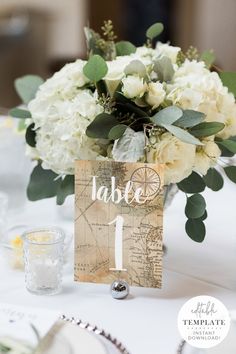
[0,181,236,354]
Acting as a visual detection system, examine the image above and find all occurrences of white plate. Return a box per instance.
[37,321,108,354]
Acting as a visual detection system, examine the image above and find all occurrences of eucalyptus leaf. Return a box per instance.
[185,194,206,219]
[112,127,145,162]
[86,113,118,139]
[153,56,175,82]
[151,106,183,125]
[124,60,146,77]
[27,164,60,201]
[84,27,104,57]
[162,124,203,145]
[224,166,236,183]
[218,139,236,153]
[190,122,225,137]
[185,218,206,243]
[116,41,136,56]
[57,175,75,205]
[15,75,44,104]
[83,55,108,82]
[220,72,236,97]
[216,138,235,157]
[18,119,27,132]
[178,172,206,193]
[25,123,36,147]
[146,22,164,40]
[174,110,205,128]
[9,108,31,119]
[203,168,224,191]
[200,210,208,221]
[108,124,127,140]
[201,50,215,68]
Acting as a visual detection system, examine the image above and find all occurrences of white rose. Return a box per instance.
[215,93,236,139]
[105,56,131,95]
[194,139,221,175]
[156,42,181,64]
[146,82,166,108]
[146,132,196,185]
[121,75,147,99]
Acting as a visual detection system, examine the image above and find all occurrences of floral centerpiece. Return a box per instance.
[10,21,236,243]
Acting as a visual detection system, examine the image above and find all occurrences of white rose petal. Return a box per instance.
[194,140,221,175]
[121,76,147,99]
[146,82,166,109]
[147,132,196,185]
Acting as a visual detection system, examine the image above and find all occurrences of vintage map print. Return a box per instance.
[75,160,164,288]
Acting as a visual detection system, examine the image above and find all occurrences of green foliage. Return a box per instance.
[9,108,31,119]
[83,55,108,82]
[185,194,206,219]
[124,60,146,77]
[84,27,104,57]
[162,124,203,145]
[108,124,127,140]
[153,56,175,82]
[57,175,75,205]
[151,106,203,145]
[14,75,44,104]
[146,22,164,40]
[174,110,205,128]
[185,218,206,243]
[86,113,118,139]
[203,168,224,191]
[217,138,236,153]
[151,106,183,125]
[185,46,199,61]
[116,41,136,56]
[178,172,206,193]
[220,72,236,97]
[18,119,27,132]
[25,123,36,147]
[224,166,236,184]
[190,122,225,137]
[200,210,208,221]
[27,164,61,201]
[201,50,215,68]
[84,21,118,60]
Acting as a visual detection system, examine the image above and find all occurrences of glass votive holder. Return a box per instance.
[23,227,65,295]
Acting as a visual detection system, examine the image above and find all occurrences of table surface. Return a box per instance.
[0,178,236,354]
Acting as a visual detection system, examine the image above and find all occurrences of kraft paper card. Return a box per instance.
[75,160,164,288]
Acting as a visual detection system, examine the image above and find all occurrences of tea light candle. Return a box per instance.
[23,228,65,295]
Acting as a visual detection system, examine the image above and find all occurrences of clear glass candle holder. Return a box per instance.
[23,227,65,295]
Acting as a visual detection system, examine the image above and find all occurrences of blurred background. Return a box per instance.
[0,0,236,108]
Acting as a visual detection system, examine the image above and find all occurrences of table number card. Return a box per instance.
[75,160,164,288]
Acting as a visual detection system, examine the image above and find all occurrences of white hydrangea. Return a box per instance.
[146,132,196,185]
[167,60,236,139]
[28,61,105,174]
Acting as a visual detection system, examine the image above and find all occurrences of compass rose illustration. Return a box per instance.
[130,166,161,199]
